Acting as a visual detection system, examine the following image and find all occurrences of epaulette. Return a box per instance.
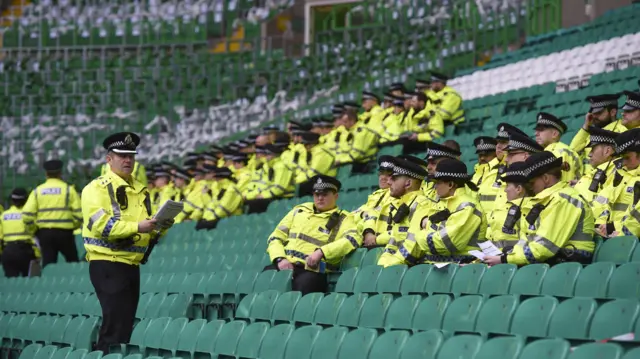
[614,158,623,169]
[294,203,314,214]
[96,176,113,187]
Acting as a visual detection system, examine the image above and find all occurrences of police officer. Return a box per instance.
[197,167,244,230]
[266,175,353,294]
[423,142,462,200]
[621,90,640,130]
[22,159,81,267]
[534,112,583,182]
[296,132,338,196]
[82,132,173,351]
[1,188,39,277]
[353,155,395,221]
[484,151,595,266]
[428,71,465,126]
[573,127,619,202]
[471,136,498,186]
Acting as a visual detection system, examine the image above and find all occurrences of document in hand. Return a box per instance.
[153,200,184,223]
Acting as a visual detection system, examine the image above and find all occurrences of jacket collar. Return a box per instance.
[106,170,146,193]
[532,181,566,204]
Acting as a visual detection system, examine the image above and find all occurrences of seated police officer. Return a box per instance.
[266,175,354,294]
[573,127,619,202]
[484,151,595,266]
[1,188,39,277]
[352,155,395,224]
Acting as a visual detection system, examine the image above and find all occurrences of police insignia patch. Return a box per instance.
[124,134,133,146]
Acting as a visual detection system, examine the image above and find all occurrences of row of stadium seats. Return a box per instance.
[0,313,98,351]
[233,290,640,342]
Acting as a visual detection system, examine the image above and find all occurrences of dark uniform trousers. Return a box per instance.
[37,228,78,267]
[264,264,327,295]
[1,242,36,277]
[90,260,140,352]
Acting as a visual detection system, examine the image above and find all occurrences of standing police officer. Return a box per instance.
[22,159,82,267]
[1,188,39,277]
[82,132,173,351]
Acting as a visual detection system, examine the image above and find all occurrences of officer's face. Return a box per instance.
[622,152,640,171]
[314,191,338,211]
[431,81,445,92]
[623,109,640,128]
[592,109,615,127]
[174,178,187,188]
[477,152,496,165]
[427,158,443,175]
[154,176,169,187]
[589,144,612,167]
[434,180,455,198]
[378,172,392,189]
[529,176,547,195]
[535,128,557,147]
[106,152,135,176]
[496,140,509,160]
[506,151,528,165]
[505,183,525,202]
[388,175,409,198]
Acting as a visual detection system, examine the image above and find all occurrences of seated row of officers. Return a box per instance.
[264,90,640,294]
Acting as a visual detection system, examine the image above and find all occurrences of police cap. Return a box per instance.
[429,71,449,83]
[415,79,431,89]
[173,168,191,181]
[262,124,279,133]
[392,157,428,180]
[615,128,640,154]
[388,82,406,93]
[185,152,199,162]
[587,127,618,148]
[43,159,63,172]
[534,112,567,134]
[300,132,321,145]
[383,92,395,102]
[621,90,640,111]
[11,187,28,200]
[214,167,233,178]
[397,154,429,168]
[500,161,528,184]
[362,91,380,102]
[425,142,461,160]
[433,159,471,183]
[343,101,360,112]
[473,136,497,154]
[311,175,341,193]
[585,94,620,113]
[506,132,544,154]
[103,132,140,154]
[523,151,562,180]
[496,123,527,141]
[378,155,396,173]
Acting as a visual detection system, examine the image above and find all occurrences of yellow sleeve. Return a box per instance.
[416,112,445,142]
[267,207,298,262]
[339,127,379,163]
[437,92,462,122]
[592,184,616,226]
[21,190,38,232]
[205,185,243,221]
[82,183,139,241]
[70,186,83,229]
[263,163,294,199]
[417,204,482,256]
[622,203,640,237]
[569,128,590,154]
[136,163,148,187]
[321,214,362,263]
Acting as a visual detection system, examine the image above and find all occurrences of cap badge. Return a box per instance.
[124,134,133,146]
[317,178,322,184]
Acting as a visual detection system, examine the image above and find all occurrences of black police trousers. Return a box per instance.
[264,264,327,295]
[36,228,78,267]
[1,242,36,277]
[89,260,140,352]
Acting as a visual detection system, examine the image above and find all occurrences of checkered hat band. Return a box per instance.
[537,118,564,132]
[508,140,540,153]
[497,130,509,139]
[625,99,640,108]
[392,167,424,179]
[590,135,616,146]
[428,149,457,159]
[476,143,496,151]
[313,182,338,191]
[175,173,190,180]
[155,171,170,177]
[618,140,635,153]
[434,171,468,179]
[504,170,526,178]
[591,100,617,108]
[380,161,395,170]
[11,194,26,199]
[525,156,560,175]
[363,94,377,100]
[108,141,134,150]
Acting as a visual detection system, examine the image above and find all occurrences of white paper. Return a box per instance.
[433,262,449,269]
[153,200,184,223]
[478,241,503,256]
[611,333,635,341]
[468,250,486,260]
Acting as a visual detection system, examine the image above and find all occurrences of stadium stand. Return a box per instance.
[2,0,640,358]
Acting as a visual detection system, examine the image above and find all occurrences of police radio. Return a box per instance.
[589,159,613,193]
[115,186,129,210]
[503,204,522,233]
[526,203,546,226]
[392,197,417,224]
[429,208,451,224]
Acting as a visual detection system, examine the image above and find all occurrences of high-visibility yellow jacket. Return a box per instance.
[1,205,39,257]
[352,188,391,222]
[359,105,383,122]
[202,179,244,221]
[267,203,355,271]
[592,166,640,231]
[369,107,394,141]
[431,86,465,125]
[621,201,640,237]
[486,198,532,250]
[245,157,295,200]
[506,182,595,265]
[174,180,207,223]
[545,142,583,183]
[296,145,337,184]
[380,110,409,143]
[412,105,445,142]
[82,171,166,265]
[335,121,380,164]
[574,160,618,203]
[570,120,627,174]
[101,162,148,187]
[22,178,82,232]
[476,158,505,214]
[153,183,178,213]
[324,126,350,153]
[394,188,485,265]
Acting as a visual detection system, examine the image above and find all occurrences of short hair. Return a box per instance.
[443,140,461,153]
[343,110,358,122]
[273,131,290,144]
[546,167,562,179]
[414,92,428,103]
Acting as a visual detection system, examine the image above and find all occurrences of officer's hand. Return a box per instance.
[256,194,264,199]
[277,258,294,271]
[561,162,570,172]
[596,224,609,237]
[363,233,377,248]
[583,113,594,130]
[568,180,578,186]
[138,219,158,233]
[483,255,502,266]
[611,231,620,237]
[408,133,418,141]
[306,250,324,269]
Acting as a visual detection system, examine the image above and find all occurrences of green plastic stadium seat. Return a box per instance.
[336,328,378,359]
[101,355,122,359]
[425,264,459,294]
[29,315,55,344]
[450,263,487,295]
[66,349,88,359]
[474,295,520,334]
[518,339,570,359]
[574,262,615,298]
[595,236,636,264]
[362,248,383,266]
[269,270,293,292]
[84,351,103,359]
[234,322,270,359]
[335,268,359,294]
[622,347,640,359]
[283,325,322,359]
[136,293,155,318]
[435,335,483,359]
[271,291,301,324]
[353,266,382,293]
[137,317,172,356]
[212,321,246,358]
[412,295,452,332]
[547,297,597,340]
[172,319,206,358]
[310,327,349,359]
[292,293,324,325]
[154,318,187,357]
[111,319,149,354]
[314,293,347,326]
[143,293,168,318]
[442,295,484,333]
[509,264,549,296]
[474,336,525,359]
[567,343,623,359]
[369,331,410,359]
[376,265,407,293]
[384,295,422,331]
[258,324,295,359]
[50,347,73,359]
[540,262,582,297]
[400,264,433,295]
[358,294,394,329]
[336,293,369,328]
[607,263,640,299]
[399,330,444,359]
[589,299,640,340]
[18,343,42,359]
[33,346,58,359]
[340,248,367,270]
[160,294,192,318]
[192,320,224,359]
[510,296,558,338]
[251,290,281,323]
[235,293,258,321]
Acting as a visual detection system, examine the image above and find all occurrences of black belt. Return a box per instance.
[4,240,32,246]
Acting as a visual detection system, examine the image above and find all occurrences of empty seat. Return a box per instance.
[607,262,640,299]
[335,294,369,328]
[335,268,359,294]
[353,266,382,294]
[510,296,558,338]
[376,265,407,293]
[211,321,246,358]
[257,324,295,359]
[154,318,188,357]
[474,336,525,359]
[314,293,347,326]
[384,295,422,331]
[475,295,519,335]
[548,297,597,340]
[595,236,636,264]
[425,264,458,294]
[442,295,484,333]
[336,328,378,359]
[249,290,281,323]
[358,294,393,329]
[589,299,640,340]
[283,325,322,359]
[412,295,451,332]
[450,263,487,295]
[339,248,367,271]
[399,330,444,359]
[539,262,582,297]
[435,335,483,359]
[400,264,433,295]
[567,342,623,359]
[310,326,349,359]
[518,339,570,359]
[172,319,207,358]
[509,264,549,296]
[574,262,615,298]
[234,322,270,359]
[191,320,225,358]
[292,293,324,325]
[368,331,410,359]
[271,291,301,324]
[361,248,383,266]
